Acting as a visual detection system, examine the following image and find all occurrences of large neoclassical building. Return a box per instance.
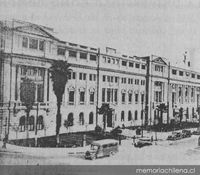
[0,19,200,140]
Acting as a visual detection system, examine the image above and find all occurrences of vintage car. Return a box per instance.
[134,137,153,148]
[182,130,192,138]
[167,132,182,141]
[192,128,200,135]
[85,139,119,160]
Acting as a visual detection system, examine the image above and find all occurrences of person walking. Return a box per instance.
[2,134,8,149]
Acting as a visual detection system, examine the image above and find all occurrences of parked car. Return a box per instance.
[85,139,119,160]
[192,128,200,135]
[182,130,192,138]
[167,132,182,141]
[110,126,122,136]
[134,137,153,148]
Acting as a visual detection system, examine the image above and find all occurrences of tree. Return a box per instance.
[49,60,71,146]
[20,77,36,146]
[98,103,113,130]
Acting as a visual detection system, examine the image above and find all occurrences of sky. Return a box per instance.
[1,0,200,69]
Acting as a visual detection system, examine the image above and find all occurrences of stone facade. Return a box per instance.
[0,19,200,140]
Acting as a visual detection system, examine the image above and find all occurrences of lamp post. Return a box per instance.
[141,101,144,138]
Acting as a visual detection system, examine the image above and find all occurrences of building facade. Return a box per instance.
[0,20,200,140]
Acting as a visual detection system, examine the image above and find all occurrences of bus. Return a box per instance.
[85,139,119,160]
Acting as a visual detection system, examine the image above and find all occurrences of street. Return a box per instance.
[0,135,200,165]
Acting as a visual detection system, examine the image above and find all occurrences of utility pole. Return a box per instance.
[96,48,100,127]
[141,101,144,137]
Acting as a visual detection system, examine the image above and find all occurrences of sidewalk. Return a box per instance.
[0,141,90,158]
[0,128,198,158]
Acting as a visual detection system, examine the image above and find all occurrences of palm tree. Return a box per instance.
[49,60,71,146]
[20,77,36,146]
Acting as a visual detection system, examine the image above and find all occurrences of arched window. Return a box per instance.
[128,111,132,121]
[67,113,74,126]
[121,111,124,121]
[28,115,34,131]
[135,110,138,120]
[37,115,44,130]
[79,112,84,125]
[19,116,25,132]
[89,112,94,124]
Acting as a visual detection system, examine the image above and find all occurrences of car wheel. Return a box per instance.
[91,155,96,160]
[109,151,115,156]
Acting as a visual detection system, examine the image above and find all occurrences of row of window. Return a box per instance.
[58,49,97,61]
[102,88,145,104]
[22,36,44,51]
[19,115,44,132]
[68,90,95,105]
[66,112,94,126]
[103,56,146,70]
[68,88,145,105]
[68,72,146,85]
[66,110,144,126]
[120,110,144,122]
[172,69,200,79]
[155,65,164,72]
[102,75,145,85]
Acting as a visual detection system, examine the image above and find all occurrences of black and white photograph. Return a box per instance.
[0,0,200,173]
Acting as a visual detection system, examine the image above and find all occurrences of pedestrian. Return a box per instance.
[198,136,200,147]
[151,136,153,142]
[132,136,136,145]
[2,134,8,149]
[119,135,121,145]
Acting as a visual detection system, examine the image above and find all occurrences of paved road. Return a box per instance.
[1,135,199,165]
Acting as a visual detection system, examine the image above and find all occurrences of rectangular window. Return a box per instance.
[128,93,132,103]
[69,91,75,104]
[197,75,200,79]
[80,52,87,59]
[29,38,38,49]
[179,71,183,76]
[135,63,140,68]
[107,88,111,102]
[57,47,65,55]
[72,72,76,79]
[39,40,44,51]
[192,74,195,78]
[115,77,118,83]
[114,89,118,103]
[135,79,139,85]
[122,93,126,104]
[90,92,95,104]
[83,73,86,80]
[102,88,105,102]
[103,75,106,82]
[111,76,113,82]
[90,54,97,61]
[94,74,96,81]
[122,61,127,66]
[172,69,177,75]
[22,37,28,48]
[129,62,134,67]
[69,50,77,58]
[80,92,85,104]
[79,73,83,80]
[135,94,138,103]
[124,78,126,84]
[89,74,92,81]
[107,76,110,82]
[141,65,146,69]
[141,94,144,103]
